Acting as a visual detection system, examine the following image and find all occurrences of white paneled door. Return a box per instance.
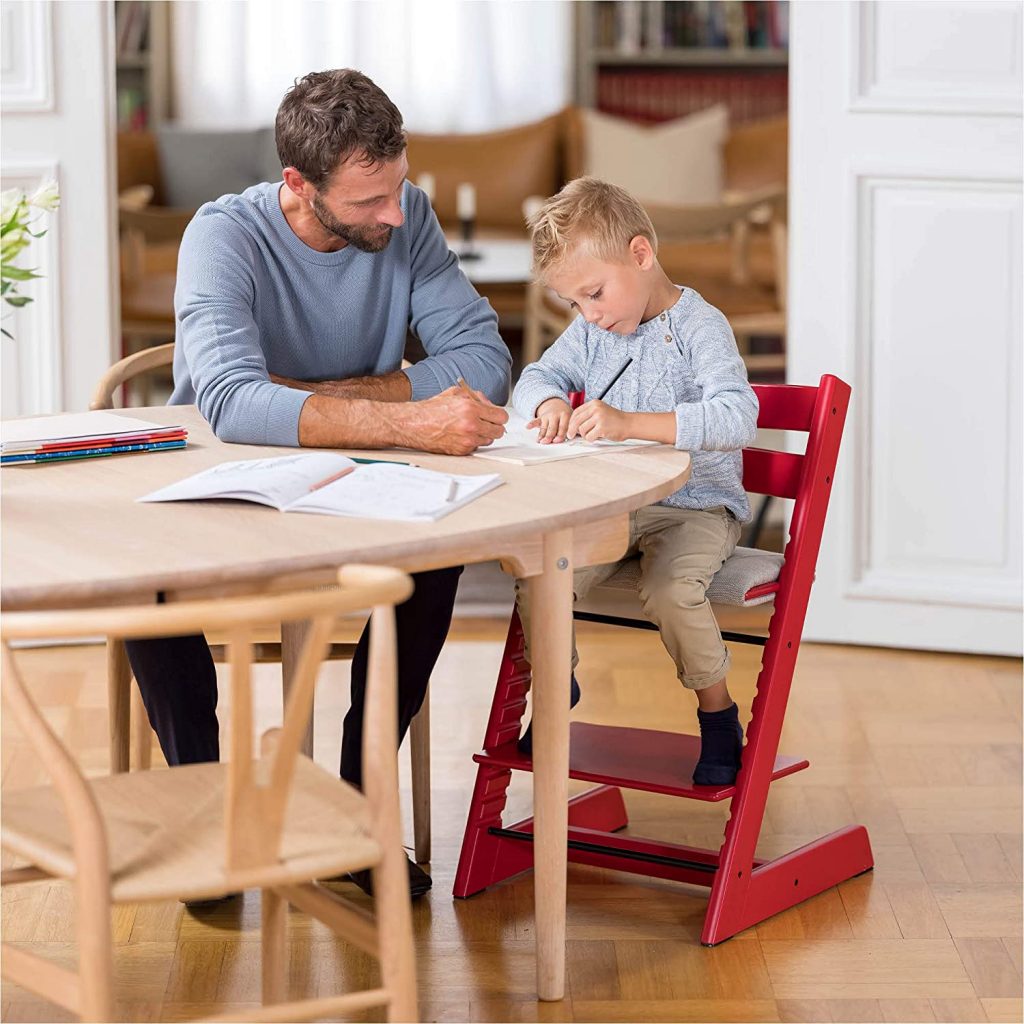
[788,1,1023,656]
[1,0,118,415]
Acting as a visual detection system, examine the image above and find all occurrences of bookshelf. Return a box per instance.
[575,1,789,123]
[114,0,170,131]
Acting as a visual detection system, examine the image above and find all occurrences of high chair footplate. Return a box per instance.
[474,721,809,802]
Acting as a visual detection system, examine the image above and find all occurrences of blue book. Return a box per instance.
[2,440,187,465]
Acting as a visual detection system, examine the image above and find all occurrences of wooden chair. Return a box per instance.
[454,376,874,945]
[117,204,192,404]
[90,348,434,865]
[1,566,418,1022]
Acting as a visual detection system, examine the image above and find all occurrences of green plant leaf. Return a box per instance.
[4,295,32,307]
[1,266,39,281]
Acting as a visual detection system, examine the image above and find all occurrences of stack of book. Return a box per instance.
[597,67,788,124]
[2,412,187,466]
[593,1,789,53]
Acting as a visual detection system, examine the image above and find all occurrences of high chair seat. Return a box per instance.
[1,757,379,904]
[575,545,784,618]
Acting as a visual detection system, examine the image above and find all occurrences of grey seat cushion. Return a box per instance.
[156,126,281,208]
[575,546,784,617]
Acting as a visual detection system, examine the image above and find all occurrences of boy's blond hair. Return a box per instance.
[527,176,658,281]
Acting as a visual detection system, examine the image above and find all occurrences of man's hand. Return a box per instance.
[395,386,508,455]
[567,399,634,442]
[527,397,573,444]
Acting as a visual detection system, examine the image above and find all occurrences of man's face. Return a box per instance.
[310,151,409,253]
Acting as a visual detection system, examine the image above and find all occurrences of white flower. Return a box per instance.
[29,181,60,213]
[1,189,23,225]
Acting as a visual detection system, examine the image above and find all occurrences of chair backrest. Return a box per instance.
[1,565,413,883]
[89,342,176,410]
[746,375,850,557]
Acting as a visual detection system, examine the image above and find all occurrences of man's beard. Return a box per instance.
[312,193,393,253]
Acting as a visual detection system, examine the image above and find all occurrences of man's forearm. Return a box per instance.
[271,370,412,402]
[297,393,420,449]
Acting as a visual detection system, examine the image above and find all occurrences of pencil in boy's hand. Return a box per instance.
[596,357,633,401]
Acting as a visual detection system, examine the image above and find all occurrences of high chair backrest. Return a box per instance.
[745,375,851,629]
[0,565,413,883]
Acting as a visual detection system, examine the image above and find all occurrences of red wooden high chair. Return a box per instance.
[453,374,873,945]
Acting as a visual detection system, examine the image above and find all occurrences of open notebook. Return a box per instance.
[138,453,503,522]
[472,409,657,466]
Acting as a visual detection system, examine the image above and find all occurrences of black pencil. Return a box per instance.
[596,357,633,401]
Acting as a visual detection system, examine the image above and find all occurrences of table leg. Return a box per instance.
[106,638,131,774]
[528,527,573,1001]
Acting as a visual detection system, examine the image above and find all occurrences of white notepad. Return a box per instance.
[472,409,657,466]
[138,453,504,522]
[1,412,174,451]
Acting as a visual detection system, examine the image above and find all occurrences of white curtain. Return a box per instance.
[170,0,572,132]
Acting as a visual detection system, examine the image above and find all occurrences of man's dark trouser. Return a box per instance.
[124,566,464,788]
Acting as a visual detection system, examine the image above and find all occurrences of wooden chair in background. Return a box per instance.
[1,566,418,1023]
[90,350,434,866]
[116,203,192,405]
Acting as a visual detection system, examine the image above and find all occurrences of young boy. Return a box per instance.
[513,177,758,785]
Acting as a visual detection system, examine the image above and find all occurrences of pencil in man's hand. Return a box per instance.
[457,377,483,404]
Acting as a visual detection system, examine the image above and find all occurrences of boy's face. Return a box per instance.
[546,237,654,335]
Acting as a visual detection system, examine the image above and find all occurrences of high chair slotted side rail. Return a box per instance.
[453,374,873,945]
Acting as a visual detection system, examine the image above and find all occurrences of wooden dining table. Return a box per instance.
[1,404,690,1001]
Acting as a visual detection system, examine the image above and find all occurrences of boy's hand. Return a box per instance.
[527,397,573,444]
[567,399,633,442]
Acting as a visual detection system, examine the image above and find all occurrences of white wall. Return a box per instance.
[788,0,1023,656]
[1,0,119,415]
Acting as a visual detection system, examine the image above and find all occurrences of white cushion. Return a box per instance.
[575,546,784,619]
[581,105,729,208]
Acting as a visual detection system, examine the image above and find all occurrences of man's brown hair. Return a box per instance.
[275,69,406,190]
[528,176,658,281]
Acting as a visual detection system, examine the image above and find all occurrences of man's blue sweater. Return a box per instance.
[169,180,512,445]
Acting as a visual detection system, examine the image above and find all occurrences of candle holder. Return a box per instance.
[458,216,481,261]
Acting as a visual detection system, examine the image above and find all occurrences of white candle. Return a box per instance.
[456,182,476,220]
[418,173,435,204]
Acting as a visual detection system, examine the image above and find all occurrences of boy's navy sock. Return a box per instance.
[517,674,581,756]
[693,702,743,786]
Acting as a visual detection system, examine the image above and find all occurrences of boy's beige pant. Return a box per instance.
[515,505,742,690]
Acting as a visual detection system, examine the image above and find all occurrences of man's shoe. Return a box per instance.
[336,853,432,900]
[517,674,581,756]
[182,892,238,910]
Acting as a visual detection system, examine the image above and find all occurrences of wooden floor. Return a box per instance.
[2,610,1021,1023]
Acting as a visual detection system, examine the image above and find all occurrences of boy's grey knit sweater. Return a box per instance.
[169,181,511,446]
[513,287,758,522]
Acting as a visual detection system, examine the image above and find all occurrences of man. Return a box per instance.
[126,69,511,899]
